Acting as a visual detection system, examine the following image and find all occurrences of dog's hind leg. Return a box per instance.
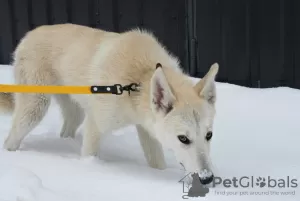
[4,92,51,151]
[3,57,54,151]
[136,125,166,170]
[54,94,84,138]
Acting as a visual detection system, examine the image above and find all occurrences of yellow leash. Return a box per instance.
[0,83,140,95]
[0,84,91,94]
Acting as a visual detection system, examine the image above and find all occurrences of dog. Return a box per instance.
[0,24,219,185]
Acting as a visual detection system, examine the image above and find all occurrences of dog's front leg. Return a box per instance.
[81,115,101,157]
[136,125,166,170]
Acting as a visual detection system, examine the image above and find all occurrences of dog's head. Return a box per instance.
[150,63,219,185]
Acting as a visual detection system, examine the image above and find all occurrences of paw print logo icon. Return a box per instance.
[256,177,266,188]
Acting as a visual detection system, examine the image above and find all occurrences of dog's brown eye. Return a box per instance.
[178,135,191,145]
[206,131,213,141]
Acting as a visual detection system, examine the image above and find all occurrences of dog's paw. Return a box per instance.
[59,126,76,139]
[148,159,167,170]
[3,137,20,151]
[60,130,75,139]
[80,147,98,158]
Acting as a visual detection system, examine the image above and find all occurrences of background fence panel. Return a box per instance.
[117,0,142,32]
[0,0,187,71]
[258,0,284,88]
[70,0,90,27]
[220,0,250,87]
[31,0,49,28]
[50,0,68,24]
[0,0,14,64]
[194,0,299,89]
[283,0,295,88]
[196,0,222,81]
[13,0,30,46]
[294,0,300,89]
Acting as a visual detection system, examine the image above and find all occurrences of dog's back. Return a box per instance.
[13,24,118,86]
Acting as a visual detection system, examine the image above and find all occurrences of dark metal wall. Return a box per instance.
[195,0,299,89]
[0,0,299,89]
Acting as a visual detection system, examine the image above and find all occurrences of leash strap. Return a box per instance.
[0,83,140,95]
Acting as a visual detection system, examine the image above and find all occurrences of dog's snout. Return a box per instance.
[199,174,214,185]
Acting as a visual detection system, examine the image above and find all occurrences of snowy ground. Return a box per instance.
[0,64,299,201]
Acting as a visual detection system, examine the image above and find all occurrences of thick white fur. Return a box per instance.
[0,24,219,177]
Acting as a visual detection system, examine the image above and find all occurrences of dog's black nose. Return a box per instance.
[199,174,214,185]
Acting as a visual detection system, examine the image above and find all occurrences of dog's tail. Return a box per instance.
[0,93,14,113]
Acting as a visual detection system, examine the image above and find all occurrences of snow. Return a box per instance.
[0,64,300,201]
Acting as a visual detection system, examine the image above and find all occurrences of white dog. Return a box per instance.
[0,24,219,184]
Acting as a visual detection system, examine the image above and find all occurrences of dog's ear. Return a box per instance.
[194,63,219,105]
[150,66,176,115]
